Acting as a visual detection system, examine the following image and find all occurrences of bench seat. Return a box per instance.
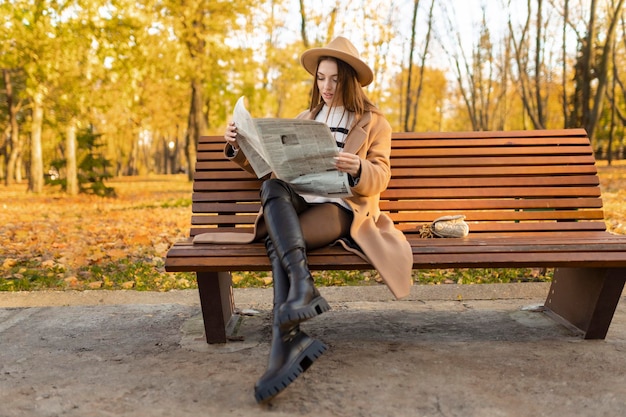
[165,128,626,343]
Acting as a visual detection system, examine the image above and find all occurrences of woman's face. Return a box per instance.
[317,59,342,106]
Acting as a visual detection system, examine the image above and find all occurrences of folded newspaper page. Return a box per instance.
[232,97,352,198]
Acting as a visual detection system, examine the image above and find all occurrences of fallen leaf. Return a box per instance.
[41,259,56,268]
[108,249,128,261]
[64,276,80,287]
[2,258,17,269]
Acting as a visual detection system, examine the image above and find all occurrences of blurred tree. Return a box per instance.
[1,68,25,185]
[0,1,59,193]
[567,0,625,144]
[3,0,626,197]
[508,0,550,129]
[442,5,513,131]
[156,0,250,180]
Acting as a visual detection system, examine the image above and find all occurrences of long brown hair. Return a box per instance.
[308,57,379,116]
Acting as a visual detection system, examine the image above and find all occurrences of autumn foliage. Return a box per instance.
[0,175,193,291]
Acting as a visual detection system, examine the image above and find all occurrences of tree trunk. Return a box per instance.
[509,0,545,129]
[534,0,545,128]
[403,0,420,132]
[3,69,22,185]
[185,78,207,181]
[299,0,309,48]
[15,153,22,183]
[411,0,435,131]
[584,0,624,143]
[562,0,569,128]
[66,120,78,195]
[28,90,44,194]
[580,0,597,133]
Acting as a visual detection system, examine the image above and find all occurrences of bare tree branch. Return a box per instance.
[410,0,435,131]
[404,0,420,131]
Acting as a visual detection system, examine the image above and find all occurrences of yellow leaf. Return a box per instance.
[129,233,152,246]
[64,276,80,287]
[2,258,17,269]
[108,249,127,260]
[41,259,56,268]
[88,249,105,263]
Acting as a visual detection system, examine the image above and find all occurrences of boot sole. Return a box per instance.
[254,337,328,403]
[277,296,331,329]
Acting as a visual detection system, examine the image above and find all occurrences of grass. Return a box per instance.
[1,161,625,292]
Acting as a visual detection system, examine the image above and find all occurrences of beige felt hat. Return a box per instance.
[300,36,374,87]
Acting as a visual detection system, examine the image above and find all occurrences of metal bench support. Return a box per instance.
[545,267,626,339]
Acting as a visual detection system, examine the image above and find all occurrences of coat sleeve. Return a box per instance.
[224,143,256,176]
[351,113,392,197]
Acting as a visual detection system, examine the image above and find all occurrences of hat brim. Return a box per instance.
[300,47,374,87]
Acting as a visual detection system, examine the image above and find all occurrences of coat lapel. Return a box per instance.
[343,112,370,155]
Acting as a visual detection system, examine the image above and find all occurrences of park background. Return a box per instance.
[1,0,625,291]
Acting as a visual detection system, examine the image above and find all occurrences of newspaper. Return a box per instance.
[232,96,352,198]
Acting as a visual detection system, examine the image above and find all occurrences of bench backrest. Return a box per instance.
[191,129,605,240]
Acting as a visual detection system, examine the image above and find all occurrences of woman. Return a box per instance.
[224,36,413,403]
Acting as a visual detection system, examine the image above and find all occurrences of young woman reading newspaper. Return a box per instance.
[222,36,412,403]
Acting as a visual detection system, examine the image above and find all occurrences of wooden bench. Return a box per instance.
[165,128,626,343]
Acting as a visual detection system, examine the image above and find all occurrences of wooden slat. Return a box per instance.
[389,210,606,223]
[391,155,596,167]
[194,171,258,180]
[391,165,599,177]
[380,198,603,211]
[192,202,261,213]
[393,146,591,158]
[387,175,599,188]
[196,161,250,170]
[389,128,589,140]
[192,214,258,225]
[390,136,593,148]
[192,190,261,202]
[194,180,264,191]
[399,221,607,233]
[189,227,255,236]
[382,187,601,199]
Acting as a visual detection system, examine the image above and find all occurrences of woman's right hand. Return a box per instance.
[225,121,239,150]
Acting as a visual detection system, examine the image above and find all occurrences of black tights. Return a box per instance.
[258,179,352,251]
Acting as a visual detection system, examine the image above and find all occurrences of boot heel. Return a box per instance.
[277,295,331,328]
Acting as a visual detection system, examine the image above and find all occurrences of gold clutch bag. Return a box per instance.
[419,215,469,238]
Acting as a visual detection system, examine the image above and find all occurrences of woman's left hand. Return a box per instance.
[334,153,361,177]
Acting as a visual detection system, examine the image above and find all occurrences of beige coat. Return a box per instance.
[200,105,413,299]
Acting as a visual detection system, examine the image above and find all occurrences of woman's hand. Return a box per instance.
[334,152,361,178]
[225,121,239,150]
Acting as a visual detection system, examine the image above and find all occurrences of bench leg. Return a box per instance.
[544,267,626,339]
[196,271,236,344]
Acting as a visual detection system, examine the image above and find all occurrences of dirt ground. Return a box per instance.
[1,283,626,417]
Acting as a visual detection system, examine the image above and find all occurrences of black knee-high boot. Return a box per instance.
[260,179,331,329]
[254,237,327,404]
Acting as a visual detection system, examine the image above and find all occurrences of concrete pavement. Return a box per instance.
[1,283,625,417]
